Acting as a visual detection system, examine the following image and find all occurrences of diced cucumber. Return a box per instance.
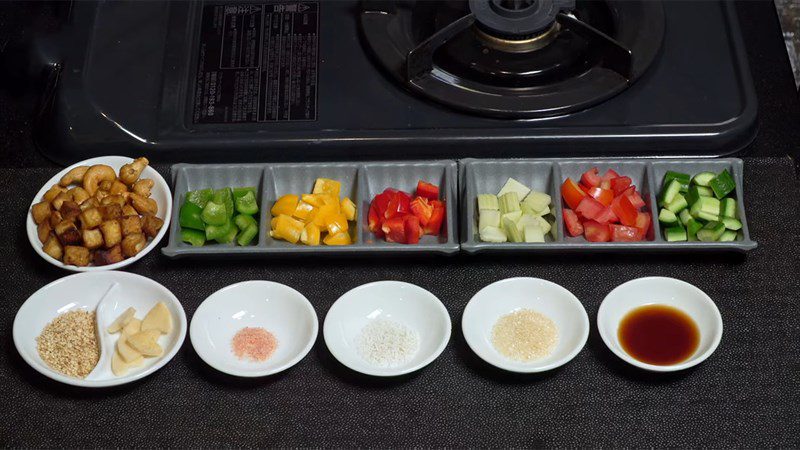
[498,192,521,214]
[721,217,743,231]
[664,171,691,193]
[658,208,679,224]
[692,171,716,187]
[679,209,693,226]
[686,185,713,206]
[479,226,507,243]
[503,217,523,243]
[696,221,726,242]
[689,196,721,221]
[521,191,551,214]
[659,179,682,205]
[501,210,522,224]
[523,224,545,243]
[666,193,688,214]
[478,209,501,230]
[721,198,737,218]
[696,186,714,197]
[497,177,531,199]
[686,219,703,241]
[709,169,736,199]
[665,224,687,242]
[477,194,499,211]
[719,230,738,242]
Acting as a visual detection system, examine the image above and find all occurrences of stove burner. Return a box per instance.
[473,21,560,53]
[469,0,574,40]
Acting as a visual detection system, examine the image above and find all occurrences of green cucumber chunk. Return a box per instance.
[659,179,682,205]
[692,171,716,187]
[690,197,721,221]
[664,171,691,193]
[721,198,737,218]
[658,208,679,224]
[665,224,687,242]
[709,169,736,199]
[721,217,743,231]
[696,221,726,242]
[719,230,738,242]
[679,209,693,226]
[666,193,688,214]
[686,219,703,241]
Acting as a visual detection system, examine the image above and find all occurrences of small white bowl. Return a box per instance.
[13,271,187,387]
[462,277,589,373]
[190,281,318,377]
[597,276,723,372]
[26,155,172,272]
[323,281,451,377]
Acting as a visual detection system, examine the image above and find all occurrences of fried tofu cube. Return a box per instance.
[52,192,71,211]
[68,187,90,204]
[122,204,138,216]
[63,245,91,266]
[42,235,63,261]
[31,201,51,225]
[37,222,52,244]
[99,220,122,248]
[79,207,103,230]
[99,204,123,221]
[141,215,164,238]
[43,185,67,203]
[121,233,147,257]
[55,221,82,245]
[59,200,81,223]
[101,195,126,207]
[109,180,128,195]
[82,228,104,250]
[99,179,113,192]
[120,215,142,236]
[94,244,124,266]
[48,211,63,229]
[80,197,99,211]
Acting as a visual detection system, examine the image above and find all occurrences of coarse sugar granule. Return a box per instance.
[491,308,558,362]
[356,318,420,367]
[36,310,100,378]
[231,327,278,362]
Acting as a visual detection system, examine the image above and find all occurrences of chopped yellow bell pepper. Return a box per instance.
[325,213,349,235]
[293,201,315,222]
[311,203,339,227]
[301,193,338,209]
[312,178,341,197]
[271,194,299,216]
[323,231,351,246]
[340,197,357,221]
[300,223,321,246]
[270,214,304,244]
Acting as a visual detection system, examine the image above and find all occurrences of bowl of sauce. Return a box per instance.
[598,277,722,372]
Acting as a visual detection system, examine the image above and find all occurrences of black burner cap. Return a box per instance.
[469,0,575,39]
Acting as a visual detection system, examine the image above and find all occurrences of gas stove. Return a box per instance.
[35,0,757,163]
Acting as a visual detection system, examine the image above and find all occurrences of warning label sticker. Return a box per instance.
[193,2,319,124]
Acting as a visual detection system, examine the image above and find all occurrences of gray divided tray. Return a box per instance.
[460,158,756,253]
[161,161,459,257]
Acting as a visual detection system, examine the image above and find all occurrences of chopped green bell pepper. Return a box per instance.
[179,202,205,231]
[201,201,227,226]
[213,188,234,218]
[234,214,258,231]
[236,224,258,246]
[234,191,259,215]
[215,223,239,244]
[180,228,206,246]
[186,188,213,208]
[205,218,233,241]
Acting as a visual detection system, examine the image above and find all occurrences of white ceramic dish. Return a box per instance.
[13,271,187,387]
[26,155,172,272]
[190,281,318,377]
[462,277,589,373]
[323,281,451,377]
[597,276,723,372]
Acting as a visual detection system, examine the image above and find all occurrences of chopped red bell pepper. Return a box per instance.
[576,196,605,221]
[610,224,643,242]
[423,200,445,235]
[581,168,601,188]
[610,176,632,196]
[368,202,384,238]
[561,178,587,210]
[584,220,611,242]
[385,191,411,219]
[415,181,440,201]
[372,190,393,218]
[404,215,422,244]
[409,197,433,226]
[563,209,584,237]
[381,216,406,243]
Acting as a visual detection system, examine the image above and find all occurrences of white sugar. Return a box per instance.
[356,318,420,367]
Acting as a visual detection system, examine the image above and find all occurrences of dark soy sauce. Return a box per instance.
[618,304,700,365]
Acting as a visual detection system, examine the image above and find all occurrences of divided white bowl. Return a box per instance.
[462,277,589,373]
[597,276,723,372]
[13,271,187,387]
[323,281,451,377]
[190,281,318,377]
[26,155,172,272]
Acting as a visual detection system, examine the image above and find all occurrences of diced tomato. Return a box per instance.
[381,216,406,244]
[586,187,614,206]
[409,197,433,226]
[415,181,439,201]
[563,209,584,237]
[575,196,605,221]
[423,200,445,235]
[579,184,592,195]
[621,186,646,209]
[601,169,621,182]
[580,168,601,188]
[610,224,643,242]
[635,212,651,238]
[594,206,618,224]
[385,191,411,219]
[611,194,639,227]
[368,202,384,238]
[583,220,611,242]
[561,178,587,210]
[610,176,632,196]
[404,215,422,244]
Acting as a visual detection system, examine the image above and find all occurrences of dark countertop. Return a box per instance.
[1,1,799,448]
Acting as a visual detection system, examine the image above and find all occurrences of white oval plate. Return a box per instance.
[323,281,451,377]
[26,155,172,272]
[597,276,723,372]
[462,277,589,373]
[13,271,187,387]
[190,281,318,377]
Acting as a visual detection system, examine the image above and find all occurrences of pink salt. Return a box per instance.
[232,327,278,362]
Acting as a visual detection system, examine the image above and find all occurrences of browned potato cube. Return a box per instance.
[63,245,91,266]
[79,207,103,229]
[101,195,126,207]
[141,215,164,238]
[43,185,67,203]
[52,192,71,211]
[121,233,147,257]
[132,179,154,198]
[99,220,122,248]
[99,204,123,221]
[37,221,52,244]
[42,235,63,261]
[122,205,138,216]
[94,244,124,266]
[94,189,108,202]
[120,215,142,236]
[129,193,158,215]
[98,179,113,192]
[68,187,90,204]
[80,197,99,211]
[48,211,63,229]
[109,180,128,195]
[31,201,51,224]
[59,201,81,223]
[55,221,82,246]
[82,228,104,250]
